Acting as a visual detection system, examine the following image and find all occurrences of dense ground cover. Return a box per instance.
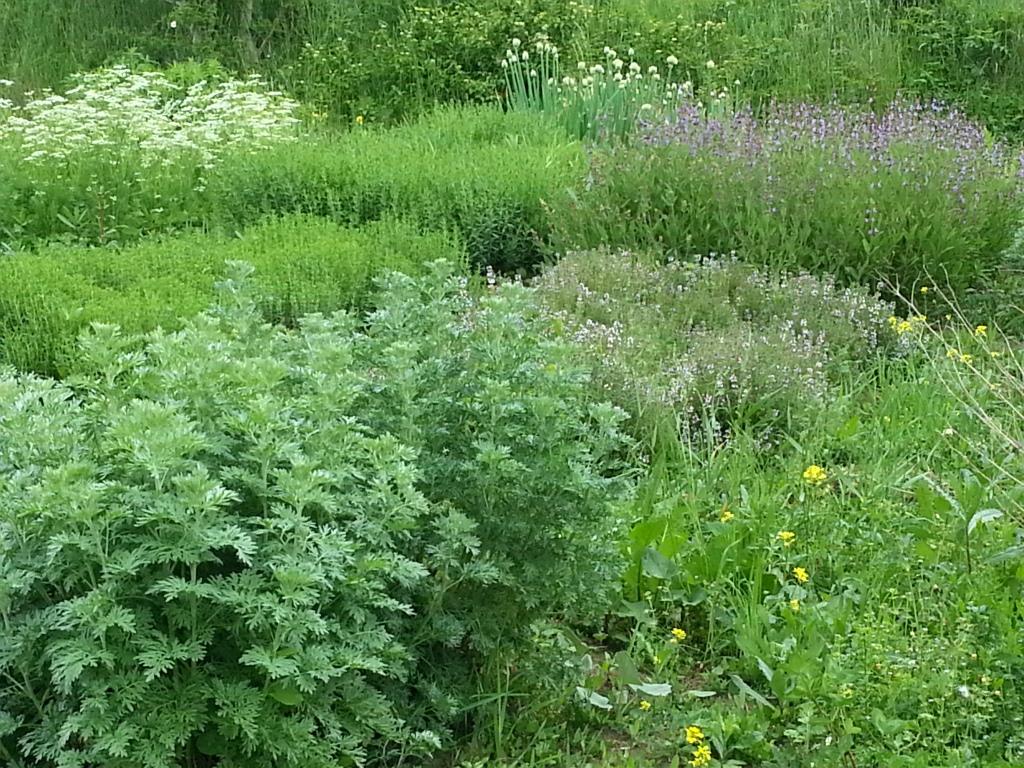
[1,2,1023,767]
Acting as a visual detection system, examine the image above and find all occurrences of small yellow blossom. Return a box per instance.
[777,530,796,547]
[690,743,712,767]
[946,348,959,359]
[355,115,364,125]
[685,725,705,744]
[639,699,652,711]
[920,286,930,294]
[960,353,973,364]
[789,598,801,612]
[974,325,987,337]
[802,464,828,486]
[890,314,926,336]
[719,506,734,523]
[990,351,1002,359]
[793,566,809,584]
[670,627,687,643]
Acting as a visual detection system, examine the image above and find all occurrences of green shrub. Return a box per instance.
[0,215,463,375]
[206,106,580,272]
[0,101,578,271]
[0,260,632,767]
[535,250,894,441]
[554,99,1022,293]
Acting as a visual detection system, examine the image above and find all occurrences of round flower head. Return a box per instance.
[802,464,828,486]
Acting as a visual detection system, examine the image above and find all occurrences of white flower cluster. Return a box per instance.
[0,66,300,170]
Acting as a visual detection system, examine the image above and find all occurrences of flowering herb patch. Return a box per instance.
[557,98,1023,292]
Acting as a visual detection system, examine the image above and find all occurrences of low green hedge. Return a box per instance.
[0,215,463,375]
[0,107,579,273]
[206,107,581,273]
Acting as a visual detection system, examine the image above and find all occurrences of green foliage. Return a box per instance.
[206,107,580,272]
[453,350,1024,768]
[0,261,632,766]
[899,0,1024,137]
[0,215,463,375]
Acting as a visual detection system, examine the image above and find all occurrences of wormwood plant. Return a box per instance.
[0,262,632,766]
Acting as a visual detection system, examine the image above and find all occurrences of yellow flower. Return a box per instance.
[355,115,364,125]
[777,530,796,547]
[990,351,1002,359]
[890,314,926,335]
[802,464,828,486]
[639,699,652,711]
[719,506,734,523]
[920,286,930,294]
[946,348,959,359]
[690,743,712,767]
[793,566,809,584]
[960,353,973,364]
[789,598,801,612]
[974,325,987,337]
[685,725,705,744]
[671,627,687,643]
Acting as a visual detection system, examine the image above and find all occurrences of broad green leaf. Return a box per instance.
[628,682,672,697]
[729,674,774,709]
[967,508,1003,536]
[575,687,612,710]
[641,546,677,580]
[613,651,642,686]
[836,415,860,440]
[268,682,304,707]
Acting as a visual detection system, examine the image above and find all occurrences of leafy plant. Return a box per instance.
[0,260,633,766]
[206,106,580,272]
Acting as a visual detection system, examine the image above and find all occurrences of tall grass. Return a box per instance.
[0,0,163,90]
